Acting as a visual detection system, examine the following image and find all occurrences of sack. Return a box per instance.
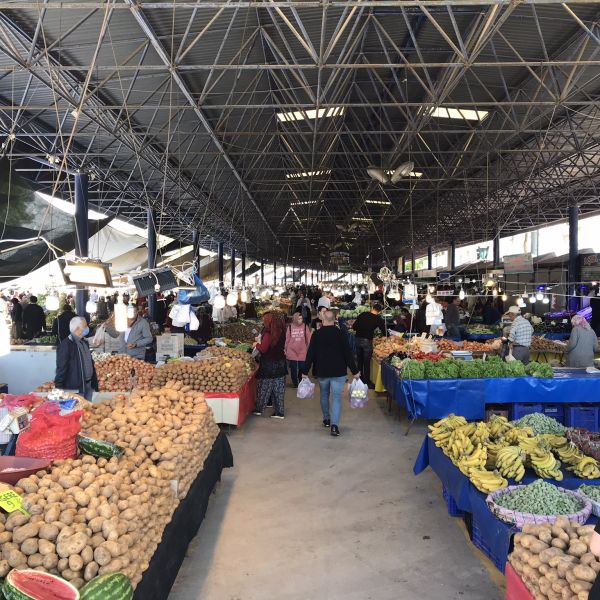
[297,377,315,399]
[16,403,83,460]
[92,324,106,347]
[349,379,368,408]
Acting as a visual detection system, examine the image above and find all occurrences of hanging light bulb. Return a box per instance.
[536,291,544,301]
[428,285,436,293]
[240,289,249,303]
[425,293,433,303]
[126,304,136,318]
[214,292,226,309]
[501,293,508,302]
[529,294,536,303]
[492,288,498,297]
[458,278,463,283]
[45,294,60,311]
[115,295,128,332]
[226,290,238,306]
[353,286,358,292]
[542,295,550,304]
[459,287,465,300]
[518,299,526,308]
[85,300,97,314]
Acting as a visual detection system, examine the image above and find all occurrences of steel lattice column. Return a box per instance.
[74,173,89,318]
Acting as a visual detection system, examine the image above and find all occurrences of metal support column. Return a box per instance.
[241,252,246,288]
[427,246,433,271]
[260,259,264,286]
[230,248,236,287]
[283,263,287,284]
[147,208,157,322]
[218,242,224,292]
[411,250,415,274]
[402,257,406,275]
[493,236,500,268]
[568,205,580,311]
[450,240,456,271]
[273,260,277,286]
[74,173,89,318]
[192,229,200,272]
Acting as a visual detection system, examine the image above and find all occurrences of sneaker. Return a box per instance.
[323,419,331,428]
[271,414,285,419]
[330,425,340,436]
[252,410,262,416]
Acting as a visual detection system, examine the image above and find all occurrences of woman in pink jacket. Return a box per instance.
[285,309,312,388]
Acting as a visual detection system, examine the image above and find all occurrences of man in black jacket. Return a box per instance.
[352,303,384,389]
[51,304,76,342]
[302,310,360,436]
[55,316,98,401]
[22,295,46,339]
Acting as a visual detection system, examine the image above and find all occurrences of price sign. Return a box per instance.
[0,490,28,515]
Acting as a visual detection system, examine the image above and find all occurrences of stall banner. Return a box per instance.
[156,334,184,360]
[503,253,533,274]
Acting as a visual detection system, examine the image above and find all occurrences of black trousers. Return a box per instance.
[356,337,373,385]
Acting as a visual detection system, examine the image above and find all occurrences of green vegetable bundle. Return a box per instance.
[494,480,583,515]
[525,361,554,378]
[513,412,566,435]
[401,360,425,380]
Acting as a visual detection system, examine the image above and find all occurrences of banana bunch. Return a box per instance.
[457,444,487,475]
[428,414,469,447]
[538,434,568,449]
[503,427,534,445]
[518,436,543,455]
[570,456,600,479]
[553,442,585,466]
[469,468,508,493]
[469,421,490,446]
[496,446,526,481]
[488,415,513,440]
[486,441,509,469]
[529,449,563,480]
[447,429,475,463]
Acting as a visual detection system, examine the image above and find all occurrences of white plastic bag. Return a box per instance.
[189,309,199,331]
[297,377,315,399]
[92,324,106,347]
[505,349,517,362]
[169,304,190,327]
[349,379,368,408]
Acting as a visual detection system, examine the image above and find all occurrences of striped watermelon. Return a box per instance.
[77,435,124,459]
[79,573,133,600]
[3,570,79,600]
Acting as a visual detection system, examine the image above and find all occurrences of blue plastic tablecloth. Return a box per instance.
[465,333,501,341]
[533,332,570,340]
[393,369,600,420]
[414,436,599,570]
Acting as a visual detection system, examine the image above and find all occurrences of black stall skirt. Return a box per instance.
[134,431,234,600]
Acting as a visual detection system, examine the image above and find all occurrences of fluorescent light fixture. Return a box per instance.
[386,170,423,178]
[429,106,489,122]
[290,201,319,206]
[277,107,344,123]
[352,217,373,222]
[286,170,331,179]
[59,259,113,287]
[365,200,391,205]
[37,192,106,220]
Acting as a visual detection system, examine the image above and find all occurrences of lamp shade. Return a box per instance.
[214,293,226,309]
[226,290,238,306]
[126,304,136,318]
[240,289,249,303]
[115,297,128,332]
[45,294,60,311]
[85,300,97,314]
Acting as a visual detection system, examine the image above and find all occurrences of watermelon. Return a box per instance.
[77,435,124,459]
[80,573,133,600]
[3,570,79,600]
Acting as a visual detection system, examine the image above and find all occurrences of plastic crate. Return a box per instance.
[540,404,565,425]
[442,485,463,517]
[471,512,506,573]
[510,403,543,421]
[565,405,599,432]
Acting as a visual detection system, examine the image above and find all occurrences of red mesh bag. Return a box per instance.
[16,403,83,460]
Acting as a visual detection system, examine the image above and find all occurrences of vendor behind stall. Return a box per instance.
[105,306,153,360]
[55,317,98,401]
[564,315,599,368]
[504,305,533,364]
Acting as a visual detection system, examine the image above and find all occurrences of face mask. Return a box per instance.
[82,327,90,337]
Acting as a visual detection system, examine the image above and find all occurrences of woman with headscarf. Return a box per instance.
[253,311,287,418]
[564,315,599,368]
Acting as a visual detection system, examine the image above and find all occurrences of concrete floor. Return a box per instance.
[169,386,503,600]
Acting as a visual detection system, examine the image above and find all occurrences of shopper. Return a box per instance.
[296,291,312,325]
[285,309,312,387]
[352,303,384,388]
[564,315,599,368]
[253,311,287,418]
[444,296,461,339]
[52,303,76,342]
[505,306,534,364]
[591,285,600,336]
[302,310,360,436]
[22,295,46,339]
[105,306,153,360]
[55,317,98,401]
[9,298,23,340]
[311,305,327,331]
[482,299,501,325]
[317,293,331,310]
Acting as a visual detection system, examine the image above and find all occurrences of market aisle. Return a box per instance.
[169,388,502,600]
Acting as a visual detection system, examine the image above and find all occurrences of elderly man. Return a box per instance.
[105,305,153,360]
[55,316,98,400]
[505,305,534,364]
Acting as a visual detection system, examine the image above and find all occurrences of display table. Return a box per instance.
[387,367,600,421]
[370,358,386,393]
[414,435,598,572]
[1,346,57,394]
[205,373,257,427]
[134,431,233,600]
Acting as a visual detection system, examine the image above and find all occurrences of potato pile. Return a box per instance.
[152,358,252,392]
[4,383,219,590]
[197,346,256,371]
[509,517,600,600]
[95,355,156,391]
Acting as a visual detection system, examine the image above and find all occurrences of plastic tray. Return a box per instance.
[442,485,463,517]
[0,456,51,485]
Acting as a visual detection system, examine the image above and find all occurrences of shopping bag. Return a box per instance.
[177,271,210,305]
[505,348,517,362]
[349,379,368,408]
[297,377,315,399]
[92,324,105,347]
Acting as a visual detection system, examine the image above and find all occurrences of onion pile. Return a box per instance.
[95,356,155,391]
[152,358,252,392]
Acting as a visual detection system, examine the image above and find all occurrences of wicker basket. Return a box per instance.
[486,485,592,527]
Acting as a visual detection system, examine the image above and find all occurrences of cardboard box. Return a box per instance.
[156,333,184,360]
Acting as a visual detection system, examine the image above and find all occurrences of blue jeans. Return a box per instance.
[288,360,305,387]
[318,376,346,426]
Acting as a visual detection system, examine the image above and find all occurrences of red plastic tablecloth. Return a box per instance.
[505,563,534,600]
[204,372,257,427]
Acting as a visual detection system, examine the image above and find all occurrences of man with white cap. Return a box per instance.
[504,305,534,364]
